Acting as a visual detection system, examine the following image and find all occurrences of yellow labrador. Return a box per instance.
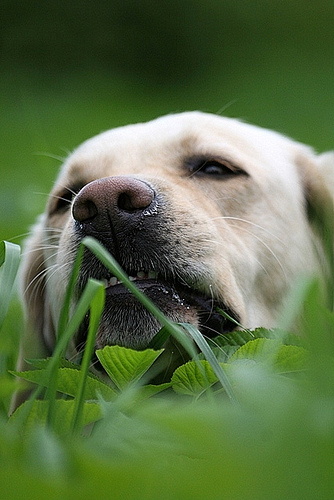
[19,111,333,367]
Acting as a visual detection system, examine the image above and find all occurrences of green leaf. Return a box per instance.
[179,323,236,402]
[198,344,239,362]
[96,345,164,390]
[11,367,115,401]
[272,344,309,373]
[230,338,281,362]
[10,399,101,435]
[0,241,20,329]
[171,360,218,396]
[26,358,82,370]
[212,327,301,349]
[135,383,171,400]
[230,338,308,373]
[115,383,172,409]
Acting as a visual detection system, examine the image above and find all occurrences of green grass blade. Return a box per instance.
[57,243,85,340]
[148,326,171,349]
[14,245,84,422]
[0,241,21,329]
[46,278,105,427]
[70,281,105,435]
[11,276,105,429]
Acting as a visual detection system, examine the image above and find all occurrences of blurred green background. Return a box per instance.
[1,0,333,242]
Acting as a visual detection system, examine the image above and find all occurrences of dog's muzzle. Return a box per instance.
[71,176,237,351]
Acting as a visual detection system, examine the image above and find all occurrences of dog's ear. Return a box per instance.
[301,150,334,200]
[296,149,334,283]
[19,216,56,366]
[315,152,334,196]
[296,148,334,216]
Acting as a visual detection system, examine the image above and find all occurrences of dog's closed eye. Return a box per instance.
[186,157,248,179]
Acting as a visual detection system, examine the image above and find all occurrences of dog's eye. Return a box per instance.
[199,162,230,176]
[190,159,242,178]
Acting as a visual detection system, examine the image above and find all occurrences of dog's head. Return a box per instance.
[21,111,333,360]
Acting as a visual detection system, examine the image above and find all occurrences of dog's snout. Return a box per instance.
[72,176,156,224]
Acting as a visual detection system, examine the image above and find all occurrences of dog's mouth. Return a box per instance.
[104,270,235,333]
[75,266,237,356]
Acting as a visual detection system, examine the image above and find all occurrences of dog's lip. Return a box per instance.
[103,271,192,309]
[100,270,236,335]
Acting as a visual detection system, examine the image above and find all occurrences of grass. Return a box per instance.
[1,236,334,499]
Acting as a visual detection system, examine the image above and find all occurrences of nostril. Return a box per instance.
[72,198,98,223]
[118,193,136,212]
[117,191,152,212]
[117,184,155,213]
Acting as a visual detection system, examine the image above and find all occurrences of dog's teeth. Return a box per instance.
[104,271,158,288]
[109,277,118,286]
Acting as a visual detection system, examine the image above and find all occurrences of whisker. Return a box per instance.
[9,228,63,243]
[6,233,31,242]
[33,192,54,200]
[208,284,215,317]
[215,99,239,115]
[44,262,72,288]
[213,215,286,246]
[23,266,52,297]
[55,183,82,197]
[201,234,269,277]
[47,193,73,204]
[230,224,286,279]
[21,245,60,258]
[33,151,67,163]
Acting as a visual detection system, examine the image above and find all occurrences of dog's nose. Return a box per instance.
[72,176,156,225]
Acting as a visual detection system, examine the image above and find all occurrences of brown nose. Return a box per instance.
[72,176,156,225]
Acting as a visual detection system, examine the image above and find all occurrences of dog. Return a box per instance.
[18,111,333,380]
